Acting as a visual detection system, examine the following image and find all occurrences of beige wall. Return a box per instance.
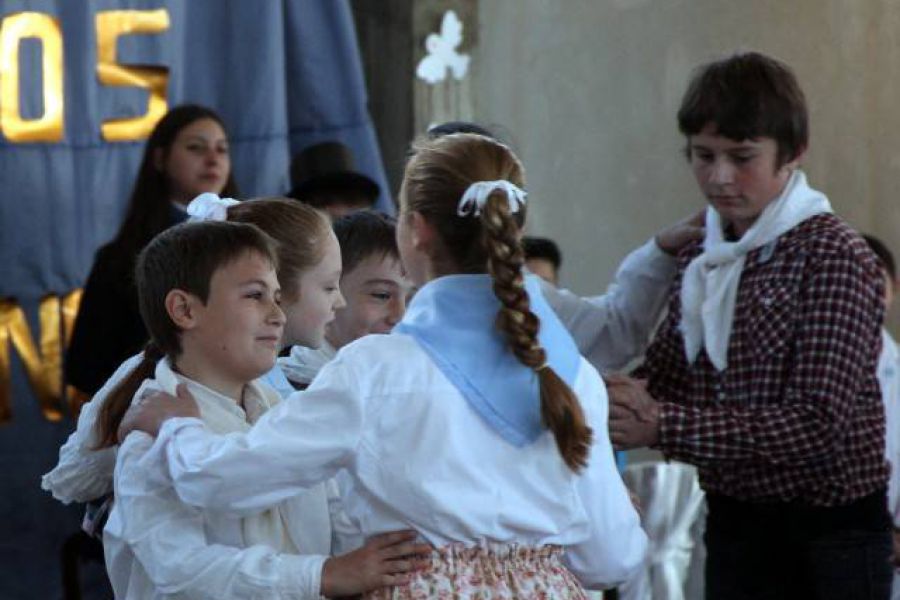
[472,0,900,333]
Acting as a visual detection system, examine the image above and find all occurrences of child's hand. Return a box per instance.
[654,210,705,255]
[117,383,200,442]
[320,530,431,597]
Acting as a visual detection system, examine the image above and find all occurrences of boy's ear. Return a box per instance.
[165,289,201,329]
[783,145,807,172]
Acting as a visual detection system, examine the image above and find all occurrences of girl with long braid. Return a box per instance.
[120,133,647,597]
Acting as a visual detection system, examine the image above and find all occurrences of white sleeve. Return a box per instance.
[41,353,144,503]
[881,341,900,526]
[108,434,327,599]
[564,363,647,589]
[541,239,677,372]
[152,357,363,514]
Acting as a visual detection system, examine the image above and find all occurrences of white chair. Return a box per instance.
[618,461,706,600]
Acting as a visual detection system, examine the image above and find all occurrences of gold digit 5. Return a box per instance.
[0,12,64,142]
[96,9,170,142]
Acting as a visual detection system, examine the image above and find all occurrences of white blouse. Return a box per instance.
[147,333,648,590]
[540,239,676,372]
[41,353,144,503]
[103,359,336,599]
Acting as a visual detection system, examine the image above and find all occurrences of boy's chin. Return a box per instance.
[251,358,277,380]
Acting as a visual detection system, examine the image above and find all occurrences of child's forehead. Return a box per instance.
[345,252,403,281]
[213,250,278,283]
[691,122,778,147]
[689,132,775,149]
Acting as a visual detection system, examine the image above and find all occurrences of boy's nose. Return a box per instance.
[270,302,286,326]
[386,296,406,326]
[709,159,735,184]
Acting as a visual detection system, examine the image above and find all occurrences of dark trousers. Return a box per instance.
[704,491,893,600]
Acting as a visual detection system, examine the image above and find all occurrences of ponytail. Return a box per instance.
[93,343,164,448]
[481,193,592,472]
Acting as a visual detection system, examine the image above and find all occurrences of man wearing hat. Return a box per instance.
[287,141,380,219]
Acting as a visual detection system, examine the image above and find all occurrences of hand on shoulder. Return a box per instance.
[117,383,200,442]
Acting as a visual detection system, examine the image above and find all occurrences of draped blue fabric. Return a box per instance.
[0,2,386,597]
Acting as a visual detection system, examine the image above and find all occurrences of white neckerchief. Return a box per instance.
[278,341,337,387]
[680,170,832,371]
[144,359,299,553]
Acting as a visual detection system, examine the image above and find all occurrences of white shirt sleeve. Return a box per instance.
[879,332,900,526]
[108,434,327,599]
[563,364,648,589]
[541,239,677,372]
[41,353,144,503]
[151,357,363,514]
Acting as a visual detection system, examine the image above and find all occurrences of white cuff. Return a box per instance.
[276,553,328,599]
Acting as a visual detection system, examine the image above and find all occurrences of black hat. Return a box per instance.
[287,141,379,203]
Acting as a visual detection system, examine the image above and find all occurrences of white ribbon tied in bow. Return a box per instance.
[457,180,527,217]
[186,192,240,222]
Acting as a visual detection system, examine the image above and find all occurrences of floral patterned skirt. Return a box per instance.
[364,542,589,599]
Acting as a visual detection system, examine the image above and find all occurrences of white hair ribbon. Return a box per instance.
[457,180,527,217]
[186,193,240,222]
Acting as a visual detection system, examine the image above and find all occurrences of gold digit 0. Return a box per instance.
[0,12,64,142]
[96,9,170,142]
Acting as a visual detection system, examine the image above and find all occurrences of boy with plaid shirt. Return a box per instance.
[608,51,892,599]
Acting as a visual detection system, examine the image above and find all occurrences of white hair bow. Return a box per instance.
[186,193,240,222]
[457,180,527,217]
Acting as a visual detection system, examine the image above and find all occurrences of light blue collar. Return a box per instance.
[393,274,580,446]
[260,364,296,399]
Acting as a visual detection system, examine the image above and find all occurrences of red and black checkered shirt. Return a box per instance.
[639,213,889,506]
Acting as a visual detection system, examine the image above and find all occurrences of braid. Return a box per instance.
[94,342,164,448]
[481,194,593,472]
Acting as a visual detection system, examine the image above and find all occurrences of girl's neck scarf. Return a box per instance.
[680,170,832,371]
[394,274,580,446]
[279,341,337,387]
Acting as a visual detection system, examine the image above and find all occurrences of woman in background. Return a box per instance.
[66,105,237,397]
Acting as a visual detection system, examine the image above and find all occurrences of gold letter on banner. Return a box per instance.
[60,289,89,416]
[0,296,71,423]
[0,12,64,142]
[96,9,170,141]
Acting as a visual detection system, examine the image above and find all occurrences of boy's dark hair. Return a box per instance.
[523,236,562,270]
[94,221,277,448]
[332,210,399,276]
[678,51,808,167]
[863,234,897,281]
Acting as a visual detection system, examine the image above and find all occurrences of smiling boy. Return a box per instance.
[608,52,892,598]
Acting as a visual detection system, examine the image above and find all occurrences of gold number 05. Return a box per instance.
[0,9,170,143]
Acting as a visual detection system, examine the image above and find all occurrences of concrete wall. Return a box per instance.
[472,0,900,332]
